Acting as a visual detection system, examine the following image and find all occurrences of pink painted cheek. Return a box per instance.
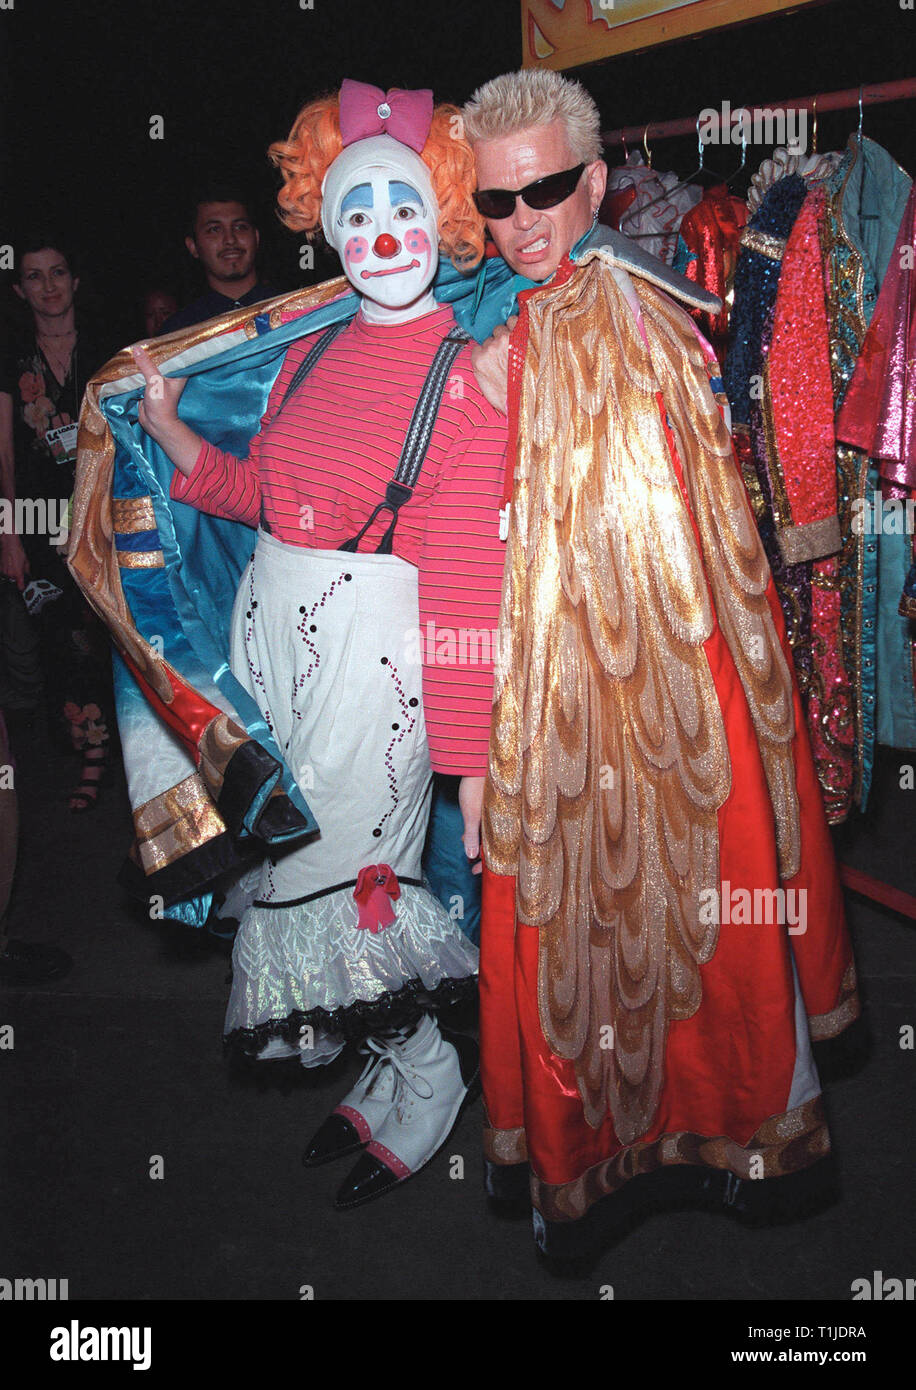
[404,229,432,261]
[344,236,369,267]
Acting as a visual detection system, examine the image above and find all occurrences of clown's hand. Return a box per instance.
[470,315,517,416]
[130,345,200,477]
[131,344,186,434]
[458,774,485,877]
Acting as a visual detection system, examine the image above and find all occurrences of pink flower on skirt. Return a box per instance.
[353,864,401,933]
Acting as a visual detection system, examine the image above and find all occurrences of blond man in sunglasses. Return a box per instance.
[463,69,860,1262]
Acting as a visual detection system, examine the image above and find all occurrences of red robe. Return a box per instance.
[480,250,859,1248]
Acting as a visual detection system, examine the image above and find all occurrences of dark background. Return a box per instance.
[1,0,914,349]
[2,0,915,1309]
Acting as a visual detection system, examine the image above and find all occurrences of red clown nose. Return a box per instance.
[373,233,399,258]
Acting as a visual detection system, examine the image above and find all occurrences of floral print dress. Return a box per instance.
[0,324,114,762]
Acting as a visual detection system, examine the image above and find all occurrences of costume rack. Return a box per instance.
[604,77,916,925]
[602,78,916,148]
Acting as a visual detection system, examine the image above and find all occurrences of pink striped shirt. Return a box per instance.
[170,302,507,775]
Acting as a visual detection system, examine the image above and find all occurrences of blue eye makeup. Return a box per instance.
[388,181,423,211]
[340,183,374,214]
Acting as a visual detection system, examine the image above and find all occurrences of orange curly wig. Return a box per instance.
[268,95,485,270]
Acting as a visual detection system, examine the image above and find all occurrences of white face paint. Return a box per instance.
[328,166,439,319]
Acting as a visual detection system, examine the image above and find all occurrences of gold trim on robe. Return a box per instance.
[483,1124,529,1166]
[740,228,786,261]
[117,549,164,569]
[111,496,158,534]
[133,773,228,873]
[530,1094,829,1224]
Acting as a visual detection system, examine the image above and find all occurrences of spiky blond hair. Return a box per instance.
[461,69,602,165]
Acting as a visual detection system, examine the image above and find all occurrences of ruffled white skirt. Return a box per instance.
[222,532,478,1063]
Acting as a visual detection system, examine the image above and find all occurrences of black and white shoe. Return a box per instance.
[302,1026,415,1168]
[334,1014,479,1209]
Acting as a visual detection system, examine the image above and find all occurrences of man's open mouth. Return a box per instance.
[517,235,550,255]
[360,259,421,279]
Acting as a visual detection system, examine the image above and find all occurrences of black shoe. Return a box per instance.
[303,1112,366,1168]
[0,938,73,985]
[334,1149,404,1208]
[533,1159,841,1263]
[485,1157,532,1214]
[303,1030,412,1169]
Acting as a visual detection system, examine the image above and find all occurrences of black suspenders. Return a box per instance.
[261,318,469,552]
[340,324,468,554]
[277,319,350,412]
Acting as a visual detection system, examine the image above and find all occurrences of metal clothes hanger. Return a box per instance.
[724,111,749,189]
[811,94,819,154]
[619,116,723,231]
[853,85,878,224]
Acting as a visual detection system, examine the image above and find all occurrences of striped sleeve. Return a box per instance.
[418,393,507,776]
[170,436,261,524]
[168,328,321,524]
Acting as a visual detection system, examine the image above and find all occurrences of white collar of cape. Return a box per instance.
[572,222,723,316]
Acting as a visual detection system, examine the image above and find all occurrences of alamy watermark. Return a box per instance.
[0,1276,68,1300]
[404,622,503,668]
[49,1321,151,1371]
[851,492,916,536]
[699,881,807,934]
[0,497,69,546]
[698,101,808,153]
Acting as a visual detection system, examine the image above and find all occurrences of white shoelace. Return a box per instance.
[358,1033,434,1104]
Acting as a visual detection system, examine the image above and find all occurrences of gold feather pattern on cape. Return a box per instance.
[482,254,800,1144]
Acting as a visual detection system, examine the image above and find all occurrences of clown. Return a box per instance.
[130,81,507,1208]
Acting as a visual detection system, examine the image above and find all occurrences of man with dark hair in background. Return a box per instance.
[161,186,278,333]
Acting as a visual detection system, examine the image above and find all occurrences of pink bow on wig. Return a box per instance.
[339,78,433,154]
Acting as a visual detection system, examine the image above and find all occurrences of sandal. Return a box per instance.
[68,745,108,812]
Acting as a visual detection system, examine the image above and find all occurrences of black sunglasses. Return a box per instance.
[473,163,586,220]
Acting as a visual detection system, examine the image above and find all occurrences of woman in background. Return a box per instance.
[0,234,114,811]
